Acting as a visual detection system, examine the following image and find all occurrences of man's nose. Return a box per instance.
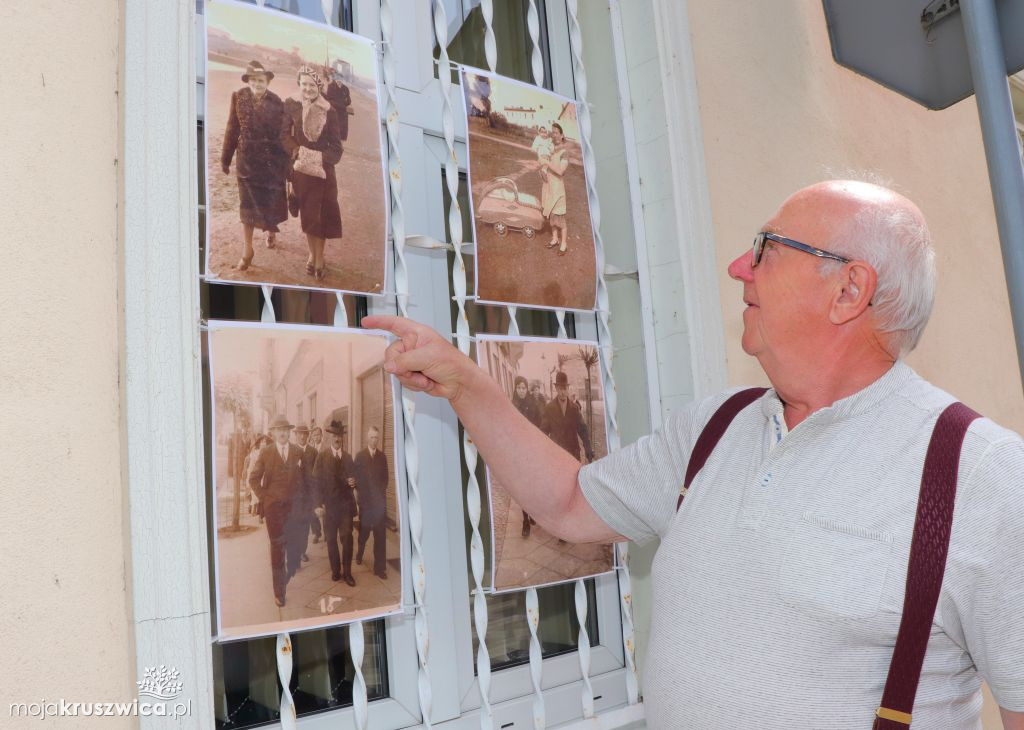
[728,249,754,282]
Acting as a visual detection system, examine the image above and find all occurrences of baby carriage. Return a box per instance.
[475,177,546,239]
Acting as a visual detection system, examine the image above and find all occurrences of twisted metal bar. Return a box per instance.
[574,579,594,717]
[432,3,492,728]
[382,1,433,724]
[276,630,296,727]
[256,285,298,728]
[525,588,544,729]
[565,0,638,705]
[480,0,497,73]
[349,622,368,728]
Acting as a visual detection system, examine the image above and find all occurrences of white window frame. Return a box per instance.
[126,1,632,727]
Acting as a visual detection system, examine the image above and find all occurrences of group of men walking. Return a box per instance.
[247,415,389,608]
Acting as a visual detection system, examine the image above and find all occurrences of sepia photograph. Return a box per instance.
[205,0,388,296]
[461,69,598,312]
[476,335,614,592]
[208,322,402,640]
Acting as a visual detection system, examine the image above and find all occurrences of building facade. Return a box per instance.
[3,0,1020,727]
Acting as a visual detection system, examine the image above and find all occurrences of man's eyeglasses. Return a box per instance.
[752,231,851,267]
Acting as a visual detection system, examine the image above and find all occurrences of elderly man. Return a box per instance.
[247,414,304,608]
[365,180,1024,728]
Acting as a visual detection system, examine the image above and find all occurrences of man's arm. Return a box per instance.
[247,447,266,497]
[363,315,624,544]
[1001,708,1024,729]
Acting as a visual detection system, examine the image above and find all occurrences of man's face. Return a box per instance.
[556,384,568,402]
[247,74,269,97]
[296,431,309,447]
[331,433,344,450]
[367,429,380,450]
[531,384,541,398]
[311,430,321,446]
[272,427,290,446]
[515,382,528,399]
[727,190,842,368]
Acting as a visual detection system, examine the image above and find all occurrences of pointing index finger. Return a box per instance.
[361,315,421,339]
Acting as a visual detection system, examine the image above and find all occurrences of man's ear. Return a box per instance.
[830,261,877,325]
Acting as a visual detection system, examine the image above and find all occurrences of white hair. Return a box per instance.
[824,205,936,357]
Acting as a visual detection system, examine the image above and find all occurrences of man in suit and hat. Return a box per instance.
[248,414,304,607]
[315,419,358,586]
[354,426,390,579]
[323,59,351,142]
[287,424,318,569]
[541,371,596,463]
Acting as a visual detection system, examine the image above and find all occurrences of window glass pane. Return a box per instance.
[203,0,354,30]
[212,622,387,729]
[479,580,599,672]
[435,0,553,89]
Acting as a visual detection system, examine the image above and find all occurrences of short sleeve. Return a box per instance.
[578,391,747,544]
[941,437,1024,711]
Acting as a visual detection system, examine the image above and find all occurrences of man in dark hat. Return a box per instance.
[286,425,318,569]
[248,414,304,607]
[541,371,596,463]
[314,419,358,586]
[323,59,352,142]
[354,426,390,579]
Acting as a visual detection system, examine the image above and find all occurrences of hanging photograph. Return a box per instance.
[461,68,599,312]
[204,0,388,296]
[208,321,402,640]
[476,335,614,592]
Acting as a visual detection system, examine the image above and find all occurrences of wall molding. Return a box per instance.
[651,0,729,400]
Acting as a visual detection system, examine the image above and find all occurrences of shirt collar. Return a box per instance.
[759,360,915,426]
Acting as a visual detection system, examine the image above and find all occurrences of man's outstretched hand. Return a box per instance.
[362,315,477,404]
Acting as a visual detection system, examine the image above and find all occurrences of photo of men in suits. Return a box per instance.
[475,335,614,592]
[355,426,389,579]
[210,323,402,639]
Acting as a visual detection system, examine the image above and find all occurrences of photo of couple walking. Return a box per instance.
[204,0,388,296]
[462,69,599,312]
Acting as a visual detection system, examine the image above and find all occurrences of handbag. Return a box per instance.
[293,146,326,179]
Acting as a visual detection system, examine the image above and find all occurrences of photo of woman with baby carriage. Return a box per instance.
[461,69,599,312]
[205,0,388,296]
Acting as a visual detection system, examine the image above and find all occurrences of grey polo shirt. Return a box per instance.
[580,362,1024,728]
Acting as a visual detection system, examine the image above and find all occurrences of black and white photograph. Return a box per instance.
[205,0,388,295]
[476,335,614,592]
[461,68,599,312]
[208,322,401,639]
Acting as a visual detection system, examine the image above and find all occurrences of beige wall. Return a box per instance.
[686,0,1024,433]
[0,0,135,720]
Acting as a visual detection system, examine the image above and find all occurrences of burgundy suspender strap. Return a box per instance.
[676,387,768,511]
[873,401,980,729]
